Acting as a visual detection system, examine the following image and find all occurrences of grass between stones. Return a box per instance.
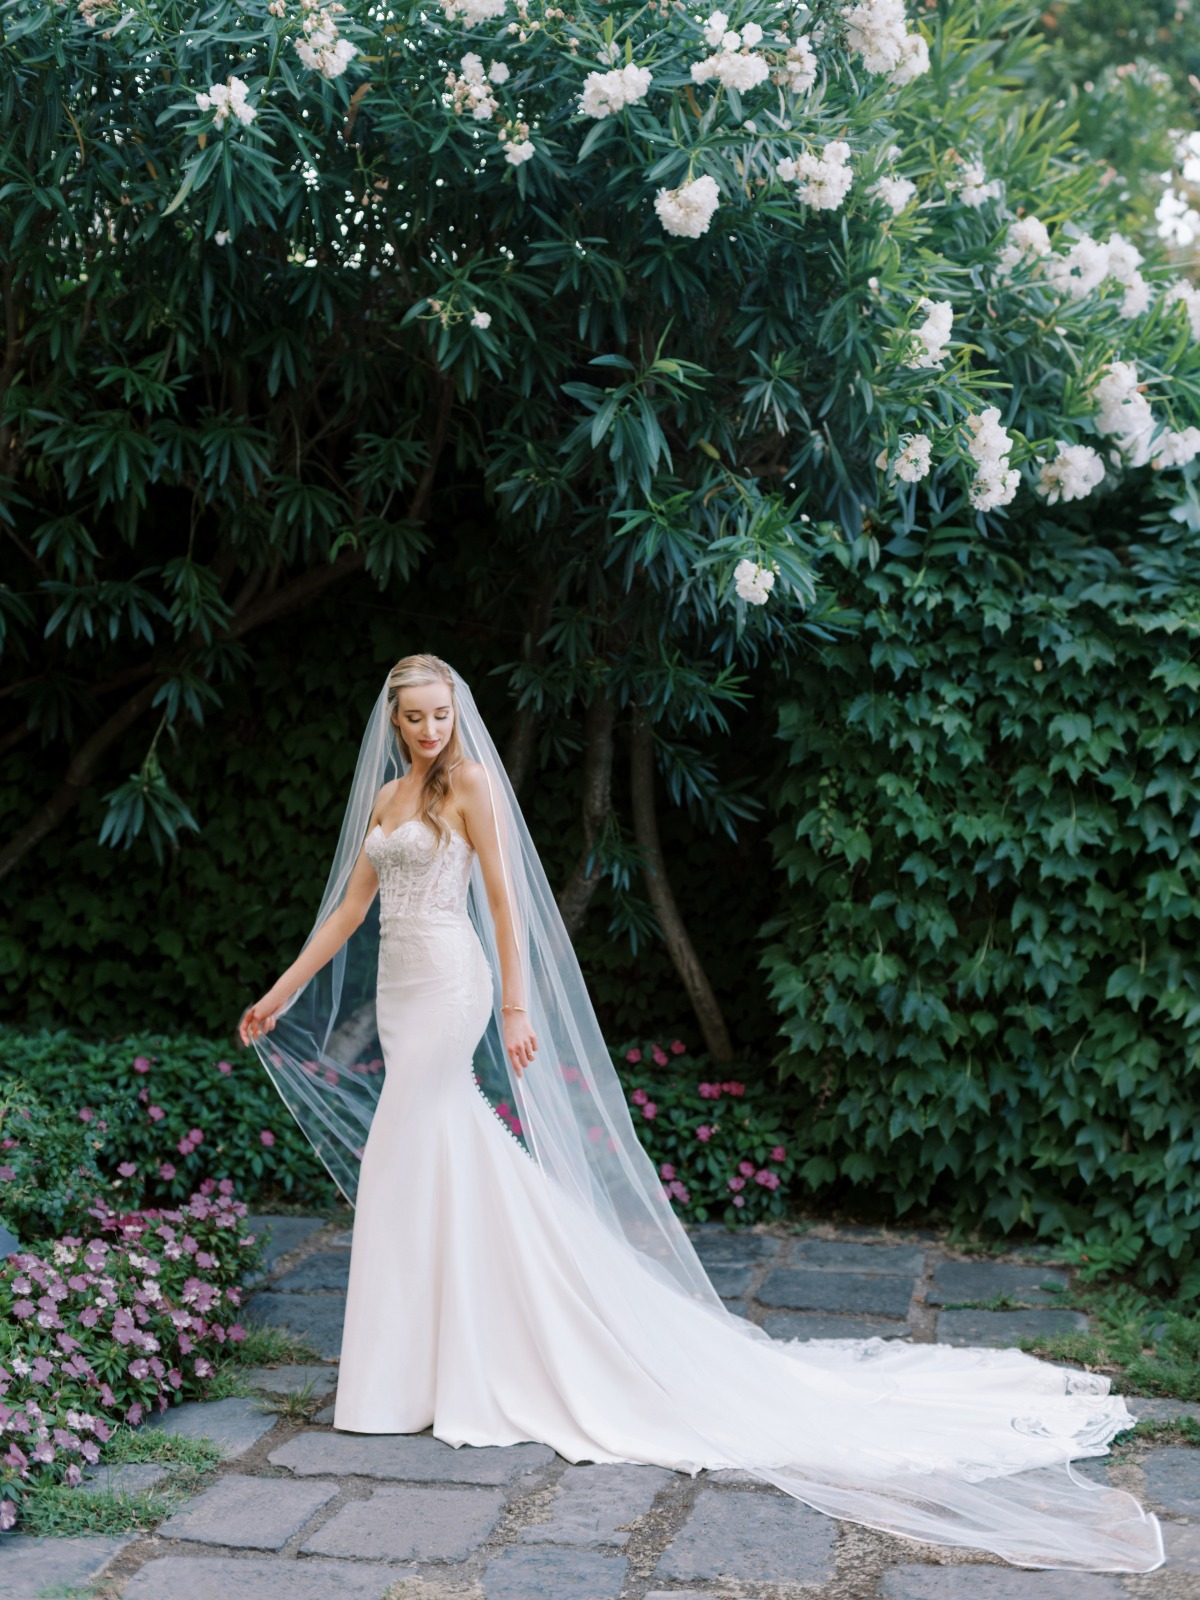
[1019,1289,1200,1403]
[22,1427,226,1537]
[217,1323,323,1368]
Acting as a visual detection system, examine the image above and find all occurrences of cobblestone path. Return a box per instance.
[5,1219,1197,1600]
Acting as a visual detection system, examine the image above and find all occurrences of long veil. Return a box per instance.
[250,666,1164,1575]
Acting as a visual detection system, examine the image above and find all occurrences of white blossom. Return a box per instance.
[440,0,506,24]
[733,558,776,604]
[702,10,730,47]
[1035,443,1106,504]
[905,296,952,368]
[1093,360,1156,466]
[447,57,499,121]
[295,2,358,79]
[955,159,1002,208]
[488,60,510,83]
[1152,427,1200,469]
[778,139,853,211]
[1045,234,1111,300]
[869,175,916,214]
[654,173,721,238]
[195,76,257,128]
[842,0,908,73]
[268,0,286,15]
[214,230,231,245]
[1104,232,1149,318]
[965,406,1019,510]
[889,31,929,85]
[741,21,763,46]
[504,138,536,164]
[996,215,1052,276]
[886,433,933,482]
[775,38,817,95]
[471,309,492,329]
[579,62,653,118]
[692,47,770,92]
[1165,279,1200,338]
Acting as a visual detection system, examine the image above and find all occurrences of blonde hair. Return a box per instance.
[386,654,465,849]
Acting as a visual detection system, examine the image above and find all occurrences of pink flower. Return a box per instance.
[0,1500,15,1530]
[133,1056,151,1074]
[732,1194,745,1207]
[728,1175,746,1191]
[78,1107,94,1123]
[756,1169,781,1189]
[218,1178,234,1195]
[641,1102,657,1119]
[194,1357,213,1379]
[722,1081,746,1096]
[216,1061,232,1075]
[652,1047,668,1066]
[117,1162,137,1178]
[561,1064,580,1083]
[625,1047,642,1063]
[159,1163,176,1181]
[188,1129,203,1144]
[631,1088,649,1105]
[660,1162,676,1179]
[147,1106,165,1122]
[738,1160,755,1177]
[511,1119,523,1136]
[324,1067,339,1086]
[670,1039,686,1055]
[178,1137,195,1155]
[0,1166,14,1182]
[698,1082,721,1099]
[770,1145,786,1161]
[260,1131,275,1147]
[696,1125,713,1142]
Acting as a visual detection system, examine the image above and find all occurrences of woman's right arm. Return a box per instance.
[238,825,383,1047]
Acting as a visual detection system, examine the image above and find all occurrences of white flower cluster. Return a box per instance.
[869,174,916,215]
[877,433,933,483]
[995,215,1052,275]
[1034,443,1106,504]
[471,309,492,328]
[777,140,853,211]
[1045,232,1148,316]
[734,558,777,604]
[692,15,770,92]
[965,407,1019,511]
[842,0,928,86]
[1165,279,1200,338]
[440,0,507,25]
[953,159,1003,209]
[195,76,256,128]
[654,173,721,238]
[295,0,357,79]
[446,53,505,121]
[579,62,653,118]
[905,297,952,368]
[1093,361,1200,470]
[777,37,818,95]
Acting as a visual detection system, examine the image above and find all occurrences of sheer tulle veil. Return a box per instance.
[249,663,1164,1575]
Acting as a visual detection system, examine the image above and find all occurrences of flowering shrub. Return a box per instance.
[0,1188,258,1530]
[0,1031,337,1217]
[0,1083,110,1241]
[613,1039,796,1225]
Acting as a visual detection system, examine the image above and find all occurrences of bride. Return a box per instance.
[239,653,1164,1574]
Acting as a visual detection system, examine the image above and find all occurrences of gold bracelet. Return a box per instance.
[501,1004,527,1013]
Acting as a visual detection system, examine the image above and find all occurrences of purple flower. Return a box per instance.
[695,1125,713,1143]
[117,1162,137,1178]
[133,1056,151,1073]
[216,1061,232,1075]
[641,1101,657,1119]
[159,1162,177,1181]
[147,1106,165,1122]
[0,1167,13,1182]
[631,1088,648,1105]
[11,1300,34,1320]
[625,1047,642,1063]
[728,1175,746,1191]
[259,1130,275,1147]
[78,1106,94,1122]
[0,1500,15,1530]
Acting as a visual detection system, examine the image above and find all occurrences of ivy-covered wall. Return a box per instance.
[763,514,1200,1292]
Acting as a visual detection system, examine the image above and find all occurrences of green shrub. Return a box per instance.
[762,510,1200,1298]
[0,1082,110,1241]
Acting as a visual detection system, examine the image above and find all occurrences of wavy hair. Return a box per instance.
[386,653,466,849]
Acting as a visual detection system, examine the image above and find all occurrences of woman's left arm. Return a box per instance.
[457,763,538,1076]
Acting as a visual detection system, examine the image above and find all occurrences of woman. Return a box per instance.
[239,653,1163,1573]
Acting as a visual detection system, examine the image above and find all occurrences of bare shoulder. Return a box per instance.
[371,777,402,820]
[451,758,491,801]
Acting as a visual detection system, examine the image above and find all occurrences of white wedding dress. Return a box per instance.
[332,816,1164,1572]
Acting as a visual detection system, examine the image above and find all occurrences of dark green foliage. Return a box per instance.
[762,499,1200,1296]
[0,1081,109,1240]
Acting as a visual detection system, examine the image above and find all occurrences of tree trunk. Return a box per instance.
[557,694,615,939]
[629,708,734,1062]
[503,705,539,799]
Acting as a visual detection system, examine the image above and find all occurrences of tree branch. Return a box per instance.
[557,693,615,939]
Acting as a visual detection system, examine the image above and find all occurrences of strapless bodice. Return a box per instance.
[365,817,475,930]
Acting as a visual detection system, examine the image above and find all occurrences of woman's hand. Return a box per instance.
[239,996,279,1047]
[502,1010,537,1077]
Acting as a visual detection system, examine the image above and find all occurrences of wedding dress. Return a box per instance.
[328,810,1164,1573]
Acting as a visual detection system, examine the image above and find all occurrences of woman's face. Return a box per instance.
[395,680,454,761]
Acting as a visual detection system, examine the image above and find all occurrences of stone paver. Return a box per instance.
[246,1290,345,1359]
[78,1461,171,1495]
[1143,1448,1200,1516]
[271,1429,555,1483]
[484,1547,628,1599]
[302,1484,504,1561]
[935,1308,1088,1346]
[706,1262,753,1298]
[240,1363,338,1397]
[156,1472,338,1549]
[928,1261,1070,1307]
[246,1214,328,1272]
[1162,1521,1200,1571]
[520,1463,675,1546]
[764,1311,912,1341]
[654,1487,836,1584]
[0,1224,19,1260]
[759,1267,914,1318]
[272,1250,351,1293]
[147,1395,278,1459]
[120,1554,411,1599]
[1127,1397,1200,1426]
[0,1534,134,1600]
[790,1239,926,1275]
[691,1230,782,1262]
[881,1567,1123,1597]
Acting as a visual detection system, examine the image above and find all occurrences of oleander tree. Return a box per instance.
[3,0,1200,1054]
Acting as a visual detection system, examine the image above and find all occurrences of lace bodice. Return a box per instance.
[365,818,475,929]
